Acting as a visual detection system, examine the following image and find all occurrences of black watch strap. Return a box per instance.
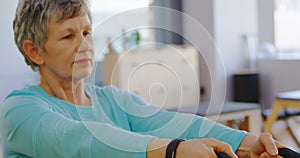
[165,139,185,158]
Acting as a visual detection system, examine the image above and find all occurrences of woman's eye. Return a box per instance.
[83,31,91,37]
[63,34,72,39]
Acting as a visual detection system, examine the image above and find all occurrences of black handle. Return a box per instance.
[215,151,231,158]
[215,148,300,158]
[278,148,300,158]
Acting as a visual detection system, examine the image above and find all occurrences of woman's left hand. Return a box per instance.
[250,132,284,158]
[238,132,285,158]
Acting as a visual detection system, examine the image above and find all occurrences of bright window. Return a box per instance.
[274,0,300,52]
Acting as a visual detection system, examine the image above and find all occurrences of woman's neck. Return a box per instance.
[39,72,91,106]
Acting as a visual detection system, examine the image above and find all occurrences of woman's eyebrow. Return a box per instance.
[84,24,92,30]
[60,28,74,33]
[60,24,92,33]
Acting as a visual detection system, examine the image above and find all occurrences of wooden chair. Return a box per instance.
[265,90,300,145]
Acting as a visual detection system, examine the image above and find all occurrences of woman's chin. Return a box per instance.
[72,68,93,81]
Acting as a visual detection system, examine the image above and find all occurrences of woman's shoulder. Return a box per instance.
[2,85,55,109]
[1,85,52,113]
[5,85,44,99]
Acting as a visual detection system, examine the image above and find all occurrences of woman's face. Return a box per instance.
[41,15,94,81]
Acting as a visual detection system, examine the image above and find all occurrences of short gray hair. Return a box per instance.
[13,0,92,71]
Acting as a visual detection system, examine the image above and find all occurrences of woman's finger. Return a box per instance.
[259,133,278,156]
[259,151,283,158]
[202,138,238,158]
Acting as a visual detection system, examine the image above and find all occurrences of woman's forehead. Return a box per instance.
[48,15,91,32]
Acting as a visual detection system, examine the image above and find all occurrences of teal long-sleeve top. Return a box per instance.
[0,85,247,158]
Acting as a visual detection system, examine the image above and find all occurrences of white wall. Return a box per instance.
[258,0,274,44]
[182,0,214,101]
[0,0,290,108]
[183,0,258,101]
[0,0,39,102]
[214,0,258,100]
[256,0,300,109]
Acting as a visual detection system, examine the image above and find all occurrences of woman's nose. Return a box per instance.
[76,35,93,53]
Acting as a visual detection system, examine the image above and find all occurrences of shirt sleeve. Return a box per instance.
[121,90,247,152]
[0,95,154,158]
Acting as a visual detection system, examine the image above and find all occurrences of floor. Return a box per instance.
[270,116,300,151]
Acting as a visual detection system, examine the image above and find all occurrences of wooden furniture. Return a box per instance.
[103,45,200,109]
[174,102,262,135]
[265,90,300,133]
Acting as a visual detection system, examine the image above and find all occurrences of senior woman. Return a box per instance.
[0,0,284,158]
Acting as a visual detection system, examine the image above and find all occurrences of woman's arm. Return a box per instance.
[124,91,247,152]
[146,138,171,158]
[146,132,286,158]
[0,95,154,158]
[146,138,238,158]
[1,93,238,158]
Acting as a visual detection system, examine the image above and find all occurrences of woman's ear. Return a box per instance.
[22,40,44,65]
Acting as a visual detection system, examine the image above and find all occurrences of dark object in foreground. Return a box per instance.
[215,151,231,158]
[215,148,300,158]
[278,148,300,158]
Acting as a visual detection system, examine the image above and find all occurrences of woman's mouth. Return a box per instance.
[73,58,91,64]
